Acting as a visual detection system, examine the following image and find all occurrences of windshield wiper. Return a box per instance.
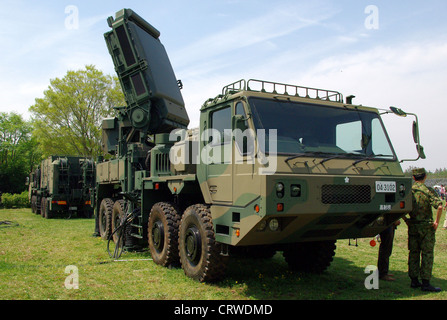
[318,153,362,165]
[352,154,393,166]
[285,152,332,164]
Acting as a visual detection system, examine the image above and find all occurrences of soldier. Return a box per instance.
[403,168,443,292]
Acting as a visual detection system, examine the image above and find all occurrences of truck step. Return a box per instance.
[131,233,143,239]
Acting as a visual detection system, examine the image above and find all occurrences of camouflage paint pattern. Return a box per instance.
[140,88,413,247]
[408,181,442,280]
[98,8,417,252]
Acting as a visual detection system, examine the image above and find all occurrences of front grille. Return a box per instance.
[321,185,371,204]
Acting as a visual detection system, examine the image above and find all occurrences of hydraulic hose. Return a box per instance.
[106,208,138,259]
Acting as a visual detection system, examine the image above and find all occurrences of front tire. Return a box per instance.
[178,204,227,282]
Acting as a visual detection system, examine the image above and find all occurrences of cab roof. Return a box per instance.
[200,79,378,114]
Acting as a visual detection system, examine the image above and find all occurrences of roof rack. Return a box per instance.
[222,79,343,103]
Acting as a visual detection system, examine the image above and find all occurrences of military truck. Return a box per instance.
[29,155,95,218]
[94,8,425,282]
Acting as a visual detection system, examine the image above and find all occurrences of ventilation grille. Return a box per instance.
[322,185,371,204]
[155,153,170,173]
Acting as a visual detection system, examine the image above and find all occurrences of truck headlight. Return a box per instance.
[399,184,406,197]
[276,183,284,198]
[269,218,279,231]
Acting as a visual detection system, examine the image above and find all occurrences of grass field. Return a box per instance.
[1,208,447,300]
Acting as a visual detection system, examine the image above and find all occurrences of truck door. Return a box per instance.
[232,101,260,207]
[205,105,232,203]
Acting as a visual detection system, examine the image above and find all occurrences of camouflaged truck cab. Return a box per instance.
[94,8,425,282]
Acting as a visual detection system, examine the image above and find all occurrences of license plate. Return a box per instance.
[69,206,77,211]
[375,181,396,193]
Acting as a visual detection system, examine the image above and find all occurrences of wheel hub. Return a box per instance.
[185,225,201,264]
[152,220,165,251]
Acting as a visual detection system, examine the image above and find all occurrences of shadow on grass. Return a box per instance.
[30,211,94,220]
[216,253,447,300]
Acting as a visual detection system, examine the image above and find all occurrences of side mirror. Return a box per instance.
[232,114,255,155]
[390,107,425,163]
[412,120,426,160]
[232,114,248,132]
[412,121,418,144]
[417,145,426,160]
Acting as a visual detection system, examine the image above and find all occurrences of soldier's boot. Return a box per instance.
[421,280,441,292]
[410,278,421,289]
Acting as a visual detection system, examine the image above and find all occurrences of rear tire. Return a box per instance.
[178,204,227,282]
[111,200,126,244]
[148,202,181,267]
[40,197,46,218]
[35,197,41,215]
[283,241,336,273]
[45,203,52,219]
[244,245,277,259]
[99,198,113,240]
[31,196,37,213]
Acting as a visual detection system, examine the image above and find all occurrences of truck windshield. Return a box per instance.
[249,97,396,161]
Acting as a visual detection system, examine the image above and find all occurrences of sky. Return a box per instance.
[0,0,446,171]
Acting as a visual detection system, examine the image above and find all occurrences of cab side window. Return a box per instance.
[235,102,246,118]
[211,106,231,145]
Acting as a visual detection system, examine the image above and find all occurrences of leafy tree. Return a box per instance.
[0,112,40,194]
[29,65,125,159]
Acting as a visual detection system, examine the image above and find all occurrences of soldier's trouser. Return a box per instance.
[378,226,395,277]
[408,224,435,281]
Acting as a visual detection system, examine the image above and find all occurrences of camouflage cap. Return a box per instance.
[412,168,426,176]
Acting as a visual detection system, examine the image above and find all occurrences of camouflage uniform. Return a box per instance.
[408,169,442,283]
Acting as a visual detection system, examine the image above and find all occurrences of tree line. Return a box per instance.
[404,167,447,178]
[0,65,125,194]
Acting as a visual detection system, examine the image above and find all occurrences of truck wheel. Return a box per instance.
[31,196,36,213]
[283,241,336,273]
[245,245,276,259]
[44,199,52,219]
[111,200,126,244]
[40,197,46,218]
[148,202,181,267]
[35,197,41,215]
[178,204,227,282]
[99,198,113,240]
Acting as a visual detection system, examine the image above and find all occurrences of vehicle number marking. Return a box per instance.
[375,181,396,193]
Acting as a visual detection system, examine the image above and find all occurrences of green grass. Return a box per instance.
[1,208,447,300]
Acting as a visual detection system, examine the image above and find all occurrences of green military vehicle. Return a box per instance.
[29,155,95,218]
[94,8,425,281]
